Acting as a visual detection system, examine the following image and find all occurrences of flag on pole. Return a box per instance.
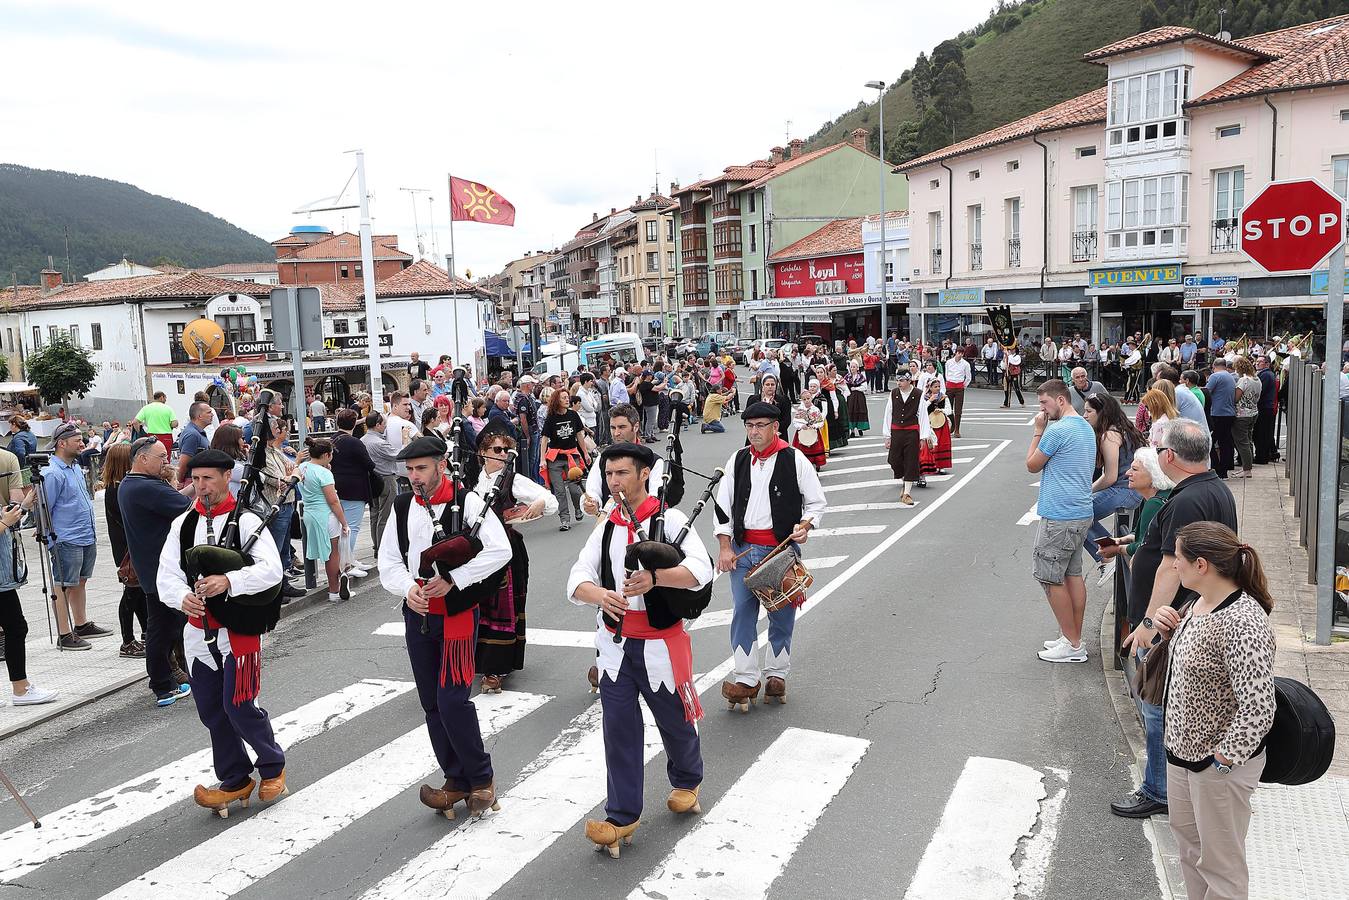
[448,176,516,226]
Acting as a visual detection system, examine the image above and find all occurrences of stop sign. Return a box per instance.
[1240,178,1345,273]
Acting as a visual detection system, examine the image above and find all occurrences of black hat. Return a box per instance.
[603,441,655,470]
[742,401,781,422]
[397,435,448,461]
[473,416,516,450]
[185,449,236,473]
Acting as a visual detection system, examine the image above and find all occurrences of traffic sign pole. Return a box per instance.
[1316,243,1343,645]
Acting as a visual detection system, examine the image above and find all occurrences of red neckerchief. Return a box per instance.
[608,495,660,542]
[413,476,456,507]
[195,492,236,518]
[749,437,789,464]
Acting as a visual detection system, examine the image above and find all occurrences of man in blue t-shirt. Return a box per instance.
[1025,379,1098,663]
[1205,358,1237,478]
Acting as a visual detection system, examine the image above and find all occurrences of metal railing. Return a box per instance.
[1008,237,1021,268]
[1071,230,1097,262]
[1211,218,1240,253]
[931,248,943,274]
[1286,358,1325,584]
[969,242,983,271]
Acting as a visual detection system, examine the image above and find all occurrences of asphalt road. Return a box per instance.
[0,383,1162,900]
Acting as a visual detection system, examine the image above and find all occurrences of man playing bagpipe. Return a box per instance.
[378,435,513,819]
[156,449,286,818]
[566,442,714,858]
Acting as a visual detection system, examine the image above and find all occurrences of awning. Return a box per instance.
[484,330,512,357]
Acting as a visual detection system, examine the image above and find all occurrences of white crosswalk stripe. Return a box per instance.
[631,728,870,900]
[0,679,415,883]
[809,525,886,537]
[98,690,552,900]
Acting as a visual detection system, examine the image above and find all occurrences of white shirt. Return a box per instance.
[566,505,713,612]
[377,488,511,602]
[472,465,557,517]
[385,414,414,453]
[310,399,326,419]
[577,387,600,428]
[943,358,972,386]
[981,343,998,361]
[1160,345,1181,364]
[713,446,826,539]
[881,390,936,443]
[156,506,283,667]
[584,454,666,510]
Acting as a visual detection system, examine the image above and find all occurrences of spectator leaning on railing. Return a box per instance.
[103,442,148,660]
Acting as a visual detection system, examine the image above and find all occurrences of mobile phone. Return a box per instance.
[1093,536,1118,548]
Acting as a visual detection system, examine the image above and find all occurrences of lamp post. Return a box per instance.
[865,80,888,347]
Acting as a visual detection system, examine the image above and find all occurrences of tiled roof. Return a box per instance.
[315,283,364,313]
[357,259,487,300]
[280,232,411,261]
[196,262,278,276]
[1189,15,1349,106]
[769,217,863,261]
[0,272,273,310]
[630,193,678,212]
[897,87,1107,171]
[1082,25,1272,62]
[735,142,876,192]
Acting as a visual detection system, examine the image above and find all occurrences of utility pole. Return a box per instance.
[866,81,889,344]
[356,152,383,411]
[655,151,666,341]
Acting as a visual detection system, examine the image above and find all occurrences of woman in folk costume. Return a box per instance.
[470,420,558,693]
[819,366,850,449]
[745,373,792,440]
[918,375,953,486]
[844,359,870,436]
[791,382,828,470]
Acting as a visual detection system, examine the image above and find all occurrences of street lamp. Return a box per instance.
[865,80,888,347]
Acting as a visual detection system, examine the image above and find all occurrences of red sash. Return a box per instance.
[945,380,965,392]
[604,610,702,723]
[743,528,779,546]
[186,497,262,705]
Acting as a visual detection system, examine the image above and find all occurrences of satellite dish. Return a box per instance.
[182,317,226,363]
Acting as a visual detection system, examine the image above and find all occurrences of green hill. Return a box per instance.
[807,0,1349,164]
[0,164,272,284]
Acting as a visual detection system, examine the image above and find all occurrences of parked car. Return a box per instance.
[695,331,738,358]
[730,339,757,364]
[675,338,696,357]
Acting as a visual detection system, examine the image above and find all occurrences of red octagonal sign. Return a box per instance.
[1240,178,1345,273]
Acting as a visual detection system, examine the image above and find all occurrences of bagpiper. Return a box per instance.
[714,402,827,709]
[884,370,936,507]
[156,449,286,818]
[566,442,713,858]
[378,435,513,819]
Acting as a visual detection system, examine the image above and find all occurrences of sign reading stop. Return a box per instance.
[1240,178,1345,273]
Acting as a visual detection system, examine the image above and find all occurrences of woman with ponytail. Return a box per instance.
[1151,521,1275,900]
[297,437,351,603]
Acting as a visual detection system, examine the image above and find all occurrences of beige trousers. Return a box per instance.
[1166,751,1266,900]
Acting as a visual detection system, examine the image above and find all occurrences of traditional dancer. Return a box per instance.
[919,377,953,485]
[471,421,558,693]
[567,442,713,857]
[845,361,870,436]
[378,435,513,820]
[791,387,827,471]
[884,371,935,507]
[714,402,827,709]
[156,450,286,818]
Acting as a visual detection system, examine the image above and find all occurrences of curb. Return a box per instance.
[0,578,343,741]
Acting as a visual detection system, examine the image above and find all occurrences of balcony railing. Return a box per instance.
[1008,237,1021,268]
[1211,218,1240,253]
[969,242,983,271]
[1071,230,1098,263]
[931,248,943,274]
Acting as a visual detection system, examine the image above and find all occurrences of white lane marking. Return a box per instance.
[950,456,975,464]
[809,526,886,537]
[0,679,415,883]
[362,441,1009,900]
[1026,416,1038,426]
[1017,504,1041,526]
[951,442,992,449]
[801,556,848,569]
[826,502,911,513]
[819,450,888,462]
[631,728,870,900]
[97,691,552,900]
[902,757,1047,900]
[373,622,402,636]
[1029,480,1040,487]
[823,479,901,493]
[821,463,894,477]
[1013,767,1069,900]
[687,608,734,630]
[527,628,598,648]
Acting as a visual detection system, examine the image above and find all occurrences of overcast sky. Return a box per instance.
[2,0,992,277]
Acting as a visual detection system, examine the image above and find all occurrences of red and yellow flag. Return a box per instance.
[449,176,516,226]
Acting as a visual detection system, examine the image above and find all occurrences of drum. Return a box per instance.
[797,427,819,448]
[928,409,948,430]
[743,547,813,613]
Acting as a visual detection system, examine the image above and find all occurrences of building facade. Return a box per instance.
[271,226,412,286]
[900,16,1349,355]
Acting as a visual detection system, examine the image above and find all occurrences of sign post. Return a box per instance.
[270,287,324,441]
[1240,178,1344,645]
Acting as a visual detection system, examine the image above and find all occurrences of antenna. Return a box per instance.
[1217,7,1231,41]
[654,149,660,197]
[786,120,792,144]
[400,187,431,260]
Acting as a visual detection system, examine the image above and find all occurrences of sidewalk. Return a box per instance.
[0,490,378,740]
[1101,461,1349,900]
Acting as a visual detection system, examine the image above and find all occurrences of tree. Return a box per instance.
[892,120,924,163]
[25,331,98,409]
[917,108,951,156]
[911,52,932,112]
[932,60,975,137]
[1139,0,1165,29]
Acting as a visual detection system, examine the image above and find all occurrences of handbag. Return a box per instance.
[116,551,139,587]
[1131,599,1196,706]
[8,529,28,587]
[368,470,385,501]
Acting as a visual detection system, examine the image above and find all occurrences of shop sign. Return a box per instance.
[743,294,883,311]
[206,293,261,319]
[935,287,984,307]
[323,333,393,352]
[1088,264,1182,288]
[1183,297,1238,310]
[772,253,865,298]
[1182,275,1239,299]
[230,339,276,355]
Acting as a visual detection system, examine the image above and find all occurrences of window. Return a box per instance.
[1107,66,1189,152]
[333,318,350,334]
[167,322,186,363]
[1333,155,1349,198]
[354,264,362,278]
[1217,124,1241,138]
[69,325,80,347]
[1341,109,1349,122]
[929,179,940,190]
[749,224,756,253]
[48,325,58,344]
[32,326,41,350]
[929,211,943,273]
[1006,160,1019,172]
[1076,146,1097,158]
[1006,198,1021,268]
[646,221,658,242]
[748,192,756,213]
[646,251,658,272]
[751,269,759,300]
[217,314,256,345]
[340,265,350,278]
[91,323,102,350]
[1105,174,1189,255]
[4,329,10,352]
[647,285,658,307]
[968,204,982,271]
[968,169,980,181]
[667,251,675,270]
[264,317,273,337]
[666,219,674,241]
[1212,167,1245,252]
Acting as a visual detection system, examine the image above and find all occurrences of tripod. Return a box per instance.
[25,459,61,643]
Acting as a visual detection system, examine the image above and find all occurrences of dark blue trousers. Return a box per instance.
[599,636,703,826]
[404,605,492,791]
[190,641,284,788]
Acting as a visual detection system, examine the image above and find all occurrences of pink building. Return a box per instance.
[899,15,1349,355]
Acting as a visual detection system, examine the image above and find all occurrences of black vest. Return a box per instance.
[729,446,802,545]
[889,388,922,428]
[391,491,505,615]
[178,510,281,636]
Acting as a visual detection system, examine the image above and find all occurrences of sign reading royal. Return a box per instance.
[1088,264,1182,290]
[772,252,865,298]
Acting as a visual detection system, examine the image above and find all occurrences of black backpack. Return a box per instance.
[1260,677,1336,785]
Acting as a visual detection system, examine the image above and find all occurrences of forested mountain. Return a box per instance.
[0,164,271,284]
[807,0,1349,164]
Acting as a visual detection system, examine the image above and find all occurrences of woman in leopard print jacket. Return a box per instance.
[1152,521,1276,900]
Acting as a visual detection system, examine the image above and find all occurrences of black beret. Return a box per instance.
[741,401,782,422]
[185,449,236,473]
[603,441,655,470]
[397,435,448,461]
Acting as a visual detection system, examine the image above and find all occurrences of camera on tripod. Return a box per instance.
[26,452,50,476]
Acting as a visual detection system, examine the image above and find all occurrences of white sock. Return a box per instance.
[902,481,912,496]
[328,592,342,602]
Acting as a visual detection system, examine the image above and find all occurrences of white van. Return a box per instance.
[529,332,646,377]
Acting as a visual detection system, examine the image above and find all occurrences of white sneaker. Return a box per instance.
[1097,559,1117,586]
[1043,634,1069,650]
[12,683,59,706]
[1038,642,1088,663]
[346,565,369,578]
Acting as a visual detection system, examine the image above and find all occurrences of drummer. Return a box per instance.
[713,402,827,710]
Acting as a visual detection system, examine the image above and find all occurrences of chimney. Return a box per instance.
[770,146,784,164]
[611,207,617,215]
[592,212,599,223]
[788,138,805,158]
[849,128,870,151]
[670,180,679,194]
[39,268,62,293]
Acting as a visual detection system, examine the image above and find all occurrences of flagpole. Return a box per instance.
[446,173,458,279]
[356,150,383,412]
